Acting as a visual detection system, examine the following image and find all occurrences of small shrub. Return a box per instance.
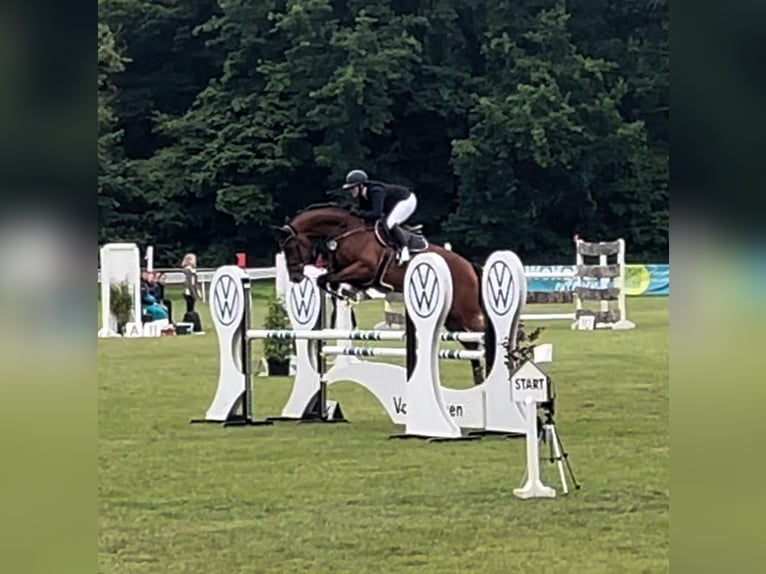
[503,322,545,371]
[262,291,294,366]
[109,281,134,332]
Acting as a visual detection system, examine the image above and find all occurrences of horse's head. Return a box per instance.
[275,205,363,281]
[276,225,313,282]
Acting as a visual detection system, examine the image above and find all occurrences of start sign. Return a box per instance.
[510,360,550,403]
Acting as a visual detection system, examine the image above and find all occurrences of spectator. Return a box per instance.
[154,272,173,323]
[140,270,153,305]
[140,270,168,322]
[182,253,203,314]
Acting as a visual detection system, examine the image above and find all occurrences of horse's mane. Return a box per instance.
[295,202,351,215]
[287,202,362,229]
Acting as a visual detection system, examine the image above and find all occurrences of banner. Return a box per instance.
[523,264,669,296]
[624,264,669,296]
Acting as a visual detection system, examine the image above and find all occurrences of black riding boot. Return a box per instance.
[389,224,411,263]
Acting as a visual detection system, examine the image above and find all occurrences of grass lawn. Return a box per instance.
[98,284,668,573]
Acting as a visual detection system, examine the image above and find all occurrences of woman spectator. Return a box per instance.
[182,253,204,333]
[182,253,202,313]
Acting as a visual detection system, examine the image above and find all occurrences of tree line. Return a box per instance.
[98,0,668,267]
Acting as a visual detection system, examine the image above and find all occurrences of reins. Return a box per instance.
[281,212,373,272]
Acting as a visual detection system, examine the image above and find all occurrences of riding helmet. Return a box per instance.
[342,169,368,189]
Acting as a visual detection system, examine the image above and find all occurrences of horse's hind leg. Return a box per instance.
[459,340,485,385]
[446,308,486,386]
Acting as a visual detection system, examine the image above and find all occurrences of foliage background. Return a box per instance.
[98,0,668,266]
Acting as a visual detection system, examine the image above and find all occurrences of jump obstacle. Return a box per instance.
[98,242,176,338]
[98,243,144,338]
[195,250,557,438]
[195,251,573,497]
[572,237,635,329]
[98,243,169,338]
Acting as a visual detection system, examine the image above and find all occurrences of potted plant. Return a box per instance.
[503,322,546,438]
[262,290,294,375]
[503,322,545,369]
[109,281,134,335]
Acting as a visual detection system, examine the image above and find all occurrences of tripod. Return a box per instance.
[541,408,581,494]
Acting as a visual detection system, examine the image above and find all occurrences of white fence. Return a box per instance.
[96,265,574,286]
[96,266,279,302]
[97,263,579,306]
[96,266,278,285]
[97,264,579,306]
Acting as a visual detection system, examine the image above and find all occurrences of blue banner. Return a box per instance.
[523,264,669,296]
[625,264,669,296]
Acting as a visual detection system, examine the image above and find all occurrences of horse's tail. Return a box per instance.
[470,260,484,311]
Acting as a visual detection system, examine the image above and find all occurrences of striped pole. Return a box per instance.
[323,345,485,361]
[439,332,484,343]
[245,329,405,341]
[245,329,485,343]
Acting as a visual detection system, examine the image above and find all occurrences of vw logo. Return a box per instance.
[213,274,241,326]
[485,260,516,316]
[289,278,319,326]
[407,262,441,318]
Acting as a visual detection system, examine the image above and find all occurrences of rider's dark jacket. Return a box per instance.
[354,181,412,222]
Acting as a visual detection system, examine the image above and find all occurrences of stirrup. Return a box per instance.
[398,247,411,263]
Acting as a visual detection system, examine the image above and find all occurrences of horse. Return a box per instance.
[275,203,489,384]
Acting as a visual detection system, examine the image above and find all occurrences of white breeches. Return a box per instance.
[385,194,417,228]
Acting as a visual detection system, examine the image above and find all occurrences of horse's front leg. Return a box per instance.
[317,262,374,296]
[315,273,351,300]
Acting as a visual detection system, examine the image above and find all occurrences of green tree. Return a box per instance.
[151,1,429,261]
[101,0,223,158]
[96,0,668,264]
[445,1,662,261]
[98,13,130,243]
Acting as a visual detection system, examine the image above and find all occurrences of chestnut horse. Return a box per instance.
[276,203,489,383]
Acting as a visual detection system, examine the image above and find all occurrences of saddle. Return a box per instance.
[374,221,429,253]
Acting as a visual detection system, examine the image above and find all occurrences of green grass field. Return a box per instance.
[98,284,668,573]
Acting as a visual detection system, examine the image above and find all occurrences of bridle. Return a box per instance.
[278,217,368,271]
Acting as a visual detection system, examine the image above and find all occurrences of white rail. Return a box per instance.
[97,265,575,285]
[522,313,576,321]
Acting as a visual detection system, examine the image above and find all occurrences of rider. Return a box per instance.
[342,169,418,263]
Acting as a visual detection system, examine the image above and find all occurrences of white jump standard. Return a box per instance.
[98,243,143,338]
[189,265,273,427]
[390,253,467,440]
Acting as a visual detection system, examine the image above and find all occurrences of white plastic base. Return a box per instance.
[327,360,407,425]
[513,481,557,499]
[572,318,636,331]
[97,327,120,338]
[513,398,556,499]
